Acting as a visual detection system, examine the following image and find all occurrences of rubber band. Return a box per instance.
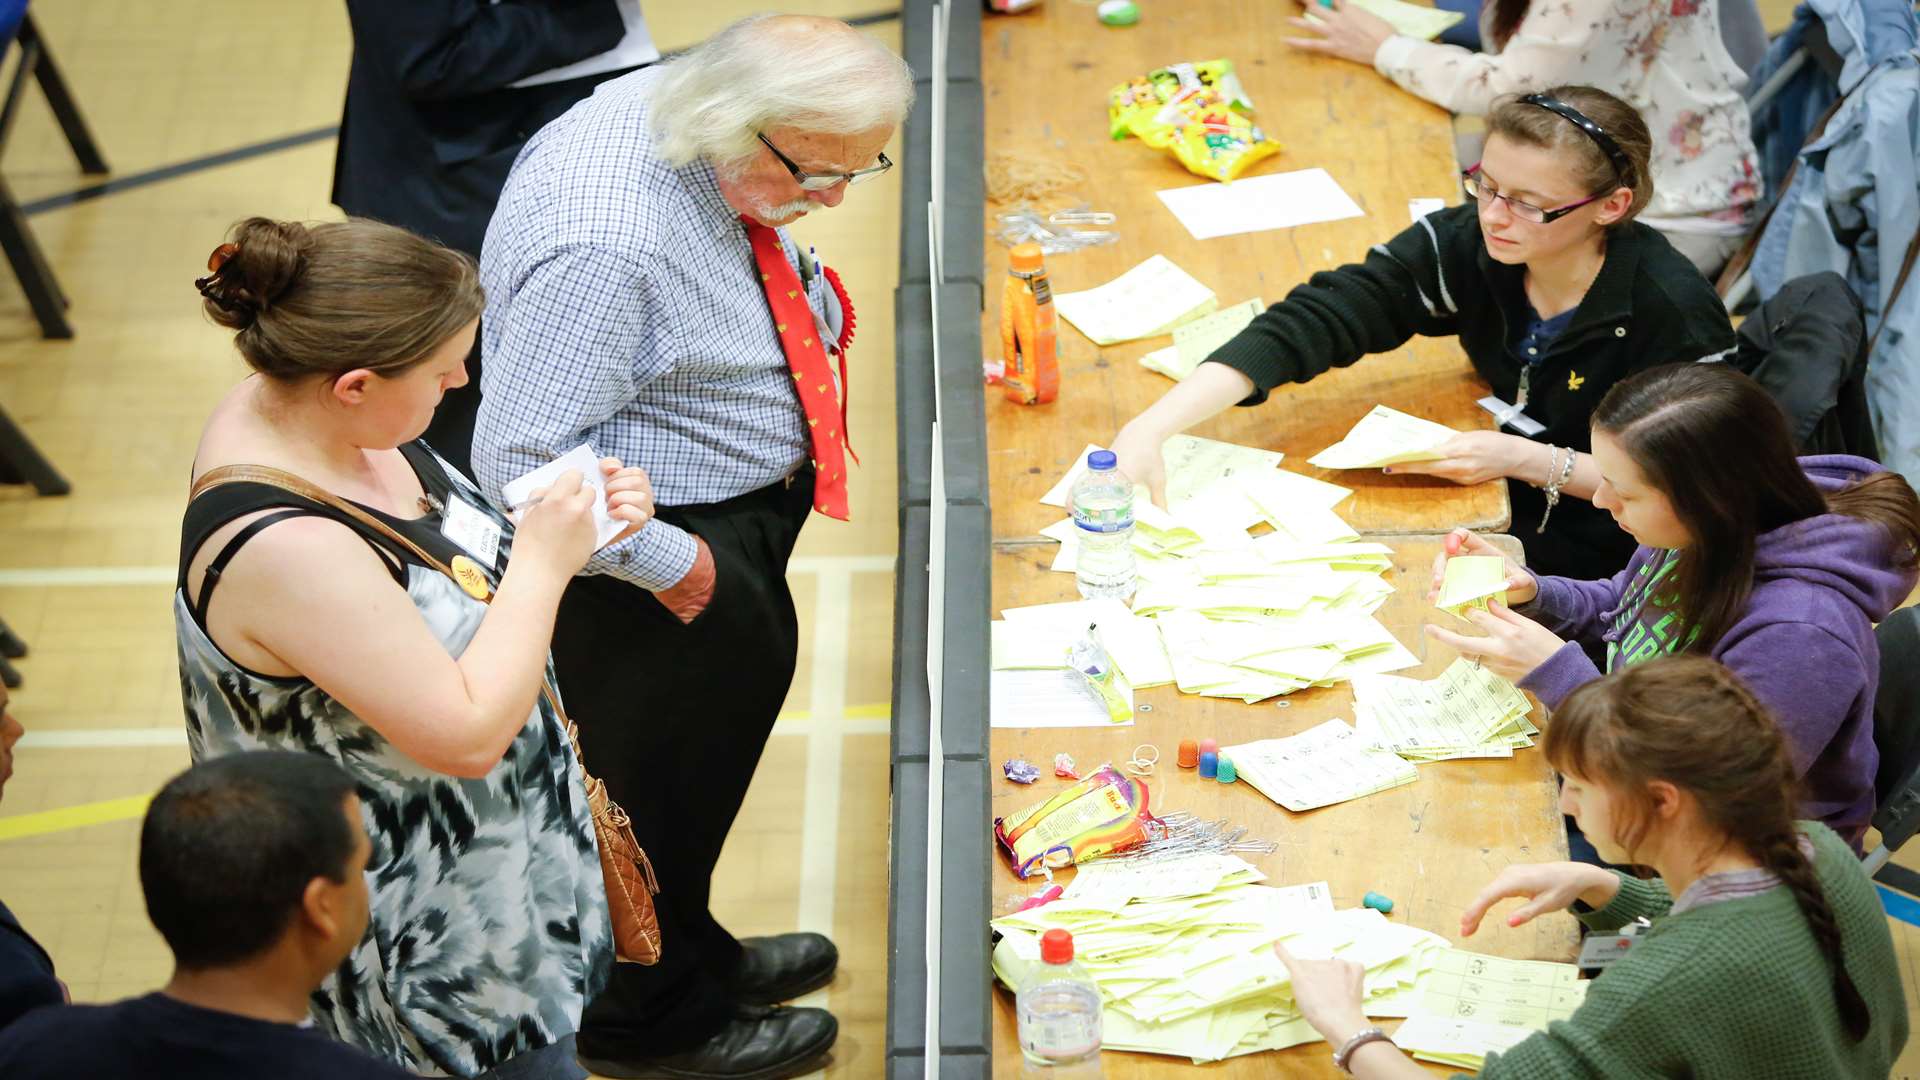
[1125,743,1160,776]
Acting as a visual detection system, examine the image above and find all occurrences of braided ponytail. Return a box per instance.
[1757,826,1872,1040]
[1547,655,1874,1043]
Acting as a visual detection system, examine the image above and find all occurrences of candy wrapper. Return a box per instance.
[1107,60,1281,182]
[1068,625,1134,724]
[995,765,1156,878]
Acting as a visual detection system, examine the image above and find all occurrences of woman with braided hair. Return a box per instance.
[1275,655,1908,1078]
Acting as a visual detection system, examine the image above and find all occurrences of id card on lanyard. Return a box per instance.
[1479,355,1548,436]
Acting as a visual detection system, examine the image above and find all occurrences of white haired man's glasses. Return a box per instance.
[757,132,893,191]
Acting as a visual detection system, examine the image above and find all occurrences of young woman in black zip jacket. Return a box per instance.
[1109,84,1735,579]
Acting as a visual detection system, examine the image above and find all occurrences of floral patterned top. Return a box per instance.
[1372,0,1761,231]
[173,443,612,1077]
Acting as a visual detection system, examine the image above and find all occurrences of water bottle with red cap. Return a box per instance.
[1017,928,1103,1071]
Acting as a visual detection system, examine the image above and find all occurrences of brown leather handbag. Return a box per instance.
[190,464,664,965]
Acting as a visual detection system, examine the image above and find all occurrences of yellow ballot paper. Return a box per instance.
[1224,720,1419,811]
[1436,555,1509,617]
[1140,297,1265,382]
[1309,404,1463,469]
[1303,0,1464,39]
[1353,657,1537,758]
[1053,254,1218,345]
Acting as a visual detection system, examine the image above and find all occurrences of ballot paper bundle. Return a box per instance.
[989,855,1453,1063]
[1222,719,1419,811]
[1352,658,1539,761]
[1002,434,1419,717]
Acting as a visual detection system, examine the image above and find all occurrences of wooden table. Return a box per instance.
[980,0,1510,543]
[986,535,1575,1077]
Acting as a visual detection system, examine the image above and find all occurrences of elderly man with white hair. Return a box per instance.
[472,14,910,1079]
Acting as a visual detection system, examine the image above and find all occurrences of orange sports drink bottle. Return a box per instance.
[1000,242,1058,405]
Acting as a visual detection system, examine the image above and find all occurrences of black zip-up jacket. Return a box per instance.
[1207,203,1736,578]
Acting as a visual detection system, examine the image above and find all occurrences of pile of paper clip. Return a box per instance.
[1105,811,1279,861]
[993,205,1119,255]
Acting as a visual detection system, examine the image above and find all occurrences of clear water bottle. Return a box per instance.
[1071,451,1136,601]
[1017,929,1103,1072]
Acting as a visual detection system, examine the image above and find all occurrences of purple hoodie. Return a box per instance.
[1518,456,1917,847]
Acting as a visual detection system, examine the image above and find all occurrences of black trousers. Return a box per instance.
[553,471,813,1056]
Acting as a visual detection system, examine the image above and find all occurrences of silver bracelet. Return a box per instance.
[1332,1026,1394,1072]
[1537,446,1576,534]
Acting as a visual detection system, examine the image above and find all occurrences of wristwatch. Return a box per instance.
[1332,1026,1394,1073]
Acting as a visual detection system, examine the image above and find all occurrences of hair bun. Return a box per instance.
[198,217,309,330]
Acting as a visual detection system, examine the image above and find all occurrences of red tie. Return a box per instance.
[742,217,856,521]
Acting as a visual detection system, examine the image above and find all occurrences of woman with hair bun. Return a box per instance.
[1110,86,1735,580]
[177,217,652,1078]
[1276,656,1909,1078]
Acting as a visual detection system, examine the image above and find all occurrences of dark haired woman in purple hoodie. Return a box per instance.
[1428,362,1920,852]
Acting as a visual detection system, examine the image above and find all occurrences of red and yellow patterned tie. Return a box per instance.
[742,217,855,521]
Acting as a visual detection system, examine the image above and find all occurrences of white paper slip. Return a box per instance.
[1155,168,1365,241]
[1309,404,1463,469]
[507,0,659,87]
[990,668,1135,728]
[500,444,626,548]
[1052,255,1218,345]
[1409,197,1448,221]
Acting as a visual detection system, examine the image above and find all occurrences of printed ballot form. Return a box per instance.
[1052,255,1217,344]
[1225,720,1419,811]
[1140,297,1265,382]
[1309,404,1464,469]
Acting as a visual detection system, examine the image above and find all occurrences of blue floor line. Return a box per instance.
[1876,884,1920,928]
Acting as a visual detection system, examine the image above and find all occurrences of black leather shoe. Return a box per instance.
[730,932,839,1005]
[576,1004,837,1079]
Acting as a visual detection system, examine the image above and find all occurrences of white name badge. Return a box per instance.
[1477,395,1548,437]
[1575,917,1651,969]
[440,496,503,570]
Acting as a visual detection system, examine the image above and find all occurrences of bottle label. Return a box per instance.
[1074,510,1133,534]
[1031,277,1052,305]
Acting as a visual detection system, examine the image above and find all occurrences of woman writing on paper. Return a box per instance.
[1274,656,1908,1079]
[177,218,653,1078]
[1427,363,1920,854]
[1109,87,1734,580]
[1285,0,1759,276]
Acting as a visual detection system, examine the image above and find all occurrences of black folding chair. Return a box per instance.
[1865,607,1920,873]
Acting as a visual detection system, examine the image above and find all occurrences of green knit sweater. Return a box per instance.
[1476,823,1908,1079]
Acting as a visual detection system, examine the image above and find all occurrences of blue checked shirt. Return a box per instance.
[474,67,839,591]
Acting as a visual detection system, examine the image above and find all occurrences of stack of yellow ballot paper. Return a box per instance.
[1392,949,1588,1070]
[990,854,1454,1063]
[1352,657,1539,761]
[1053,254,1218,345]
[1033,435,1421,703]
[1221,719,1420,811]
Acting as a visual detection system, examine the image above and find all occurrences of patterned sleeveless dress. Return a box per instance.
[174,442,612,1077]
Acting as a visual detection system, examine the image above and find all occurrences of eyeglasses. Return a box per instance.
[757,132,893,191]
[1461,164,1610,225]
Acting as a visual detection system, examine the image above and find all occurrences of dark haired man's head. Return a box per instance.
[0,682,22,802]
[140,751,369,980]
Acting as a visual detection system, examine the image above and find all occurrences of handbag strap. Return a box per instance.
[189,464,590,767]
[1868,227,1920,361]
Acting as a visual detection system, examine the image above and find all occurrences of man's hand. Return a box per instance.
[653,536,717,624]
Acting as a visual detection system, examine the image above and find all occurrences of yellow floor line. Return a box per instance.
[0,794,153,841]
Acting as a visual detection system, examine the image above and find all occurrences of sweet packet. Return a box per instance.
[1107,59,1282,182]
[994,765,1156,879]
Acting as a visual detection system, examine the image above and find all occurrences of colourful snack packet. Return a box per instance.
[995,765,1156,878]
[1106,60,1282,182]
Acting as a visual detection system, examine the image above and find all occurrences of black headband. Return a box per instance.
[1519,93,1632,183]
